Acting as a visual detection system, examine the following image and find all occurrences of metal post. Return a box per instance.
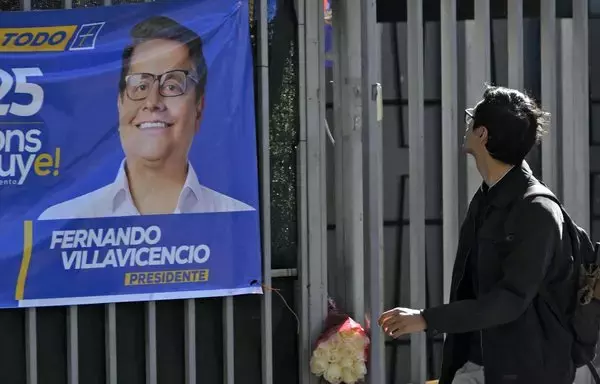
[465,0,491,203]
[256,0,272,382]
[440,0,459,304]
[145,301,157,384]
[361,0,384,382]
[474,0,491,88]
[296,0,323,382]
[296,1,309,383]
[564,7,589,381]
[507,0,524,90]
[560,19,575,212]
[105,303,117,384]
[18,5,36,383]
[67,306,79,384]
[541,0,558,192]
[223,298,235,384]
[407,0,426,382]
[331,0,346,311]
[184,299,196,384]
[21,4,35,374]
[299,0,328,382]
[62,0,78,376]
[26,307,37,384]
[332,0,365,321]
[571,0,590,231]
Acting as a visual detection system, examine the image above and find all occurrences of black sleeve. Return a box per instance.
[421,197,562,334]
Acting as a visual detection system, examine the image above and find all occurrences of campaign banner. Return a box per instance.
[0,0,262,308]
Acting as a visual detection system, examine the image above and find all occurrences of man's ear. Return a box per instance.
[478,126,489,145]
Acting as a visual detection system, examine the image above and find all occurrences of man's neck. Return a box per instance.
[125,158,188,215]
[475,155,514,187]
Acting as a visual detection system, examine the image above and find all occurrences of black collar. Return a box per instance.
[475,161,535,209]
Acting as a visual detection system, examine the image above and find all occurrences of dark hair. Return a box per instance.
[119,16,207,101]
[473,85,549,165]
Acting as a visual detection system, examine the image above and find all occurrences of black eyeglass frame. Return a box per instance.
[464,108,475,125]
[124,69,199,101]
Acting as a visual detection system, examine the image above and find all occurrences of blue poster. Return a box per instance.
[0,0,263,308]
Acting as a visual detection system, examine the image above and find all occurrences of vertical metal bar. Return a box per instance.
[62,0,78,377]
[296,0,308,382]
[571,0,590,231]
[507,0,524,89]
[65,1,78,381]
[465,0,491,203]
[331,0,346,310]
[440,0,459,304]
[223,297,235,384]
[145,301,157,384]
[295,0,314,382]
[303,0,328,382]
[26,308,37,384]
[102,6,116,384]
[541,0,558,192]
[105,303,117,384]
[333,0,365,320]
[560,19,575,215]
[407,0,426,382]
[184,299,196,384]
[256,0,272,382]
[21,0,31,10]
[474,0,491,81]
[67,306,79,384]
[361,0,384,381]
[563,11,591,378]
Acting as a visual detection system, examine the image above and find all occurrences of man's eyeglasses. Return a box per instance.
[124,70,199,101]
[464,108,475,126]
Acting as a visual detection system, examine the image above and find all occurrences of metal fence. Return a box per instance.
[0,0,319,383]
[324,0,596,383]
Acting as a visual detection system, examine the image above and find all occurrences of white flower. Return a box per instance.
[342,367,359,383]
[310,355,328,376]
[326,347,341,363]
[340,357,353,368]
[313,346,329,361]
[323,363,343,384]
[352,361,367,379]
[353,349,367,362]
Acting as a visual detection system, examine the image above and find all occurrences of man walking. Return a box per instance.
[379,86,576,384]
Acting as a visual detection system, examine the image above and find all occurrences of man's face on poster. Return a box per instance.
[118,39,204,164]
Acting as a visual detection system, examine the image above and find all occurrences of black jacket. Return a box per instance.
[422,162,576,384]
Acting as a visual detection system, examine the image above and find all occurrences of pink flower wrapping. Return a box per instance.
[310,299,370,384]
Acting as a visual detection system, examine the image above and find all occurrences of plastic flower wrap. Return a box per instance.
[310,298,370,384]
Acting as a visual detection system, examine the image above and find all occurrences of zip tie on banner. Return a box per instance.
[250,280,300,334]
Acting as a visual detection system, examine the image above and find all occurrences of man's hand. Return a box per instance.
[378,307,427,338]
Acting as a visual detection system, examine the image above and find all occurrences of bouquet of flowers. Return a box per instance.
[309,299,370,384]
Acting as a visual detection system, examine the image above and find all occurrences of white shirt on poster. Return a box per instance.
[38,161,254,220]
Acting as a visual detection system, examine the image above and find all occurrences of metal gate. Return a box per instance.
[0,0,323,382]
